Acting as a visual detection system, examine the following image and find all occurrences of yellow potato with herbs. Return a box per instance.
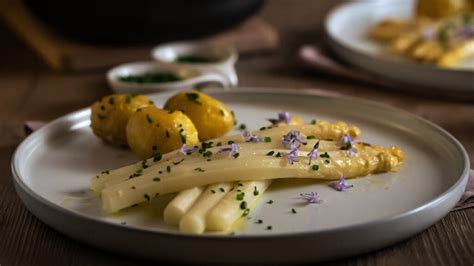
[90,94,153,145]
[126,106,199,158]
[164,90,234,141]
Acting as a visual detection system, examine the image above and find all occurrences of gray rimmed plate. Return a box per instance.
[12,88,470,263]
[325,0,474,97]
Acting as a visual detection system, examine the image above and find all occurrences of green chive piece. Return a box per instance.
[312,165,319,171]
[240,201,247,210]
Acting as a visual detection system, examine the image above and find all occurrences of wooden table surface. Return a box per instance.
[1,1,473,265]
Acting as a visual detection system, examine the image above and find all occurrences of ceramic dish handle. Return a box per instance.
[192,72,232,89]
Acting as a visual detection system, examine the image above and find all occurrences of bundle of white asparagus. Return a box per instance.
[91,120,404,234]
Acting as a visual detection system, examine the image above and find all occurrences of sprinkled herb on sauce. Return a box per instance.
[172,159,185,165]
[166,165,171,173]
[240,201,248,210]
[211,190,216,194]
[194,167,205,172]
[266,226,272,230]
[267,200,273,204]
[307,135,316,140]
[175,55,219,63]
[118,72,181,83]
[264,136,272,143]
[101,170,110,174]
[144,194,150,201]
[312,165,320,171]
[291,208,297,214]
[266,151,275,156]
[153,177,161,182]
[242,208,250,216]
[220,187,225,192]
[310,119,317,125]
[256,219,263,224]
[239,124,247,130]
[236,192,245,200]
[253,186,259,196]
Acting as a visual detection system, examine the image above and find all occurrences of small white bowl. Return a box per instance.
[107,61,231,94]
[151,41,238,87]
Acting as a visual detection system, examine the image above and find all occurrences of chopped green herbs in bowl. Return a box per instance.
[118,72,182,84]
[175,55,220,64]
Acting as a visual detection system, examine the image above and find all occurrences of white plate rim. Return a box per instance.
[11,87,470,241]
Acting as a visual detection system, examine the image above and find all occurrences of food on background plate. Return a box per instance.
[369,0,474,68]
[126,106,199,159]
[90,94,153,145]
[89,90,404,234]
[164,90,235,141]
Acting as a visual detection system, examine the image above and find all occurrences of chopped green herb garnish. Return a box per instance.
[216,142,222,147]
[310,119,317,125]
[194,167,205,172]
[227,140,235,145]
[125,96,132,104]
[144,194,150,201]
[325,159,330,164]
[120,221,127,225]
[173,159,185,165]
[267,200,273,204]
[266,151,275,156]
[259,126,266,131]
[185,92,202,105]
[211,190,216,194]
[256,219,263,224]
[291,208,297,214]
[320,152,330,158]
[239,124,247,130]
[146,114,153,124]
[131,186,136,189]
[253,186,259,196]
[242,208,250,216]
[141,160,149,169]
[166,165,171,173]
[238,183,243,186]
[233,153,240,159]
[220,187,225,192]
[240,201,248,210]
[101,170,110,174]
[153,152,162,162]
[108,97,115,105]
[202,150,213,158]
[176,55,218,63]
[236,192,245,200]
[307,135,316,140]
[264,136,272,143]
[312,165,320,171]
[153,177,161,182]
[128,169,143,179]
[267,226,272,230]
[275,152,282,158]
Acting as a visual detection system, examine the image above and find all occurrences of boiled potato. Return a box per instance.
[126,106,199,158]
[164,90,234,141]
[90,94,153,145]
[417,0,471,19]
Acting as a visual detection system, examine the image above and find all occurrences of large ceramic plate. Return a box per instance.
[326,0,474,97]
[12,88,470,263]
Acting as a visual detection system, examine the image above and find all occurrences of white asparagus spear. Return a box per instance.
[206,180,272,232]
[101,144,403,213]
[179,183,234,234]
[91,121,360,192]
[163,186,205,225]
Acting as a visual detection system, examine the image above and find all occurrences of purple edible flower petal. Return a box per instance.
[307,140,320,165]
[299,192,322,204]
[330,174,353,192]
[268,111,292,125]
[218,143,240,158]
[339,134,357,157]
[282,130,307,148]
[241,130,263,142]
[180,144,196,155]
[287,143,299,165]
